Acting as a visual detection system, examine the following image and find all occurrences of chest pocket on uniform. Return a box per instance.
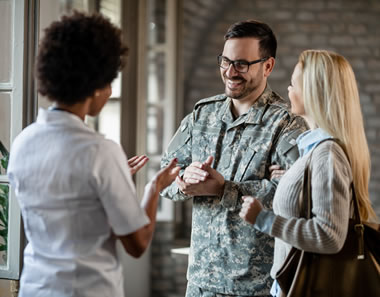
[192,125,222,162]
[235,141,270,182]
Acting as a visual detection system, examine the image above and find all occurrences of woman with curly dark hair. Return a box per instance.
[7,12,179,297]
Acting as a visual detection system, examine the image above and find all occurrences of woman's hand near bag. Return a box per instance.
[239,196,264,225]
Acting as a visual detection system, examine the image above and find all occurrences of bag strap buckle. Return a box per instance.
[354,223,365,260]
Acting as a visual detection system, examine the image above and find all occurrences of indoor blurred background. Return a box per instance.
[0,0,379,296]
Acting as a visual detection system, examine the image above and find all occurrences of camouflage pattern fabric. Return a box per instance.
[161,85,308,296]
[185,281,273,297]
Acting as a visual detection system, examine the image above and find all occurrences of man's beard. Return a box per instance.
[224,76,257,100]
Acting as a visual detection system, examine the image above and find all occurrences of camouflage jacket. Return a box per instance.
[161,85,308,295]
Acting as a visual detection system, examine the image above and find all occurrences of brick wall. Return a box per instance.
[182,0,380,217]
[150,222,190,297]
[150,222,176,297]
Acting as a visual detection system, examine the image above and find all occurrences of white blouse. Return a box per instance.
[8,108,149,297]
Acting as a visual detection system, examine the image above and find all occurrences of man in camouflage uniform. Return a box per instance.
[161,20,307,297]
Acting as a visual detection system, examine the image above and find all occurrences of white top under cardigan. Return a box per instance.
[8,108,149,297]
[255,129,352,280]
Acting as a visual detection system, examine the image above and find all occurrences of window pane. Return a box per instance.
[111,72,122,98]
[147,52,166,103]
[0,93,11,165]
[0,0,13,83]
[146,160,164,210]
[39,0,90,43]
[71,0,87,11]
[0,183,9,267]
[100,0,121,26]
[98,100,120,144]
[148,0,166,45]
[146,105,163,155]
[58,0,89,14]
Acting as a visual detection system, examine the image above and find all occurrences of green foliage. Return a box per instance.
[0,141,9,174]
[0,141,9,257]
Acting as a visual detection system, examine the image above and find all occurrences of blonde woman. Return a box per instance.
[239,49,377,297]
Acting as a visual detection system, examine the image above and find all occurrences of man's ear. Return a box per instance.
[263,57,275,78]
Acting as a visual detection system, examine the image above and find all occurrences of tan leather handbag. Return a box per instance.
[275,139,380,297]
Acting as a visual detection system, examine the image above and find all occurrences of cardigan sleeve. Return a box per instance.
[254,209,276,234]
[269,142,352,254]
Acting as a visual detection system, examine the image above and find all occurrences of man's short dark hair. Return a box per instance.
[224,20,277,59]
[36,11,128,105]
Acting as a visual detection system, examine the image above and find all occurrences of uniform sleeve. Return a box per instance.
[271,116,308,180]
[270,143,352,253]
[220,115,307,210]
[160,114,193,201]
[221,179,276,210]
[92,140,150,236]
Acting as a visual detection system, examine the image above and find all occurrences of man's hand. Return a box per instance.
[182,161,209,184]
[128,155,149,175]
[239,196,263,224]
[269,164,286,180]
[176,156,225,197]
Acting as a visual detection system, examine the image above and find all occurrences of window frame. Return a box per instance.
[135,0,182,221]
[0,0,30,279]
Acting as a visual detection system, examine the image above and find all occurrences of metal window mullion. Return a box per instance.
[0,176,9,183]
[163,0,176,149]
[135,0,149,200]
[0,83,12,92]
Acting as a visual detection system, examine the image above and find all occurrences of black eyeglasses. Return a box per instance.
[217,55,269,73]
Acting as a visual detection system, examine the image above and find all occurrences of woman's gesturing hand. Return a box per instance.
[128,155,149,175]
[153,158,181,192]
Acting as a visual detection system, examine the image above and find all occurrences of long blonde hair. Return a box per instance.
[298,49,376,221]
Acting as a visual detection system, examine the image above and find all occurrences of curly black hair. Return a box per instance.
[36,11,128,104]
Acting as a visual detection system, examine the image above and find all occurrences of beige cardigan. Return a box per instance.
[259,141,353,279]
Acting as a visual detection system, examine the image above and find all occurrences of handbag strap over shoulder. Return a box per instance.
[301,138,366,259]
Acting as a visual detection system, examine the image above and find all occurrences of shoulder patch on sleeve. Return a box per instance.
[277,116,307,155]
[167,114,192,153]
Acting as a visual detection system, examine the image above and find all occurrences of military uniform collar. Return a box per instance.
[245,84,273,124]
[219,84,273,125]
[219,97,234,123]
